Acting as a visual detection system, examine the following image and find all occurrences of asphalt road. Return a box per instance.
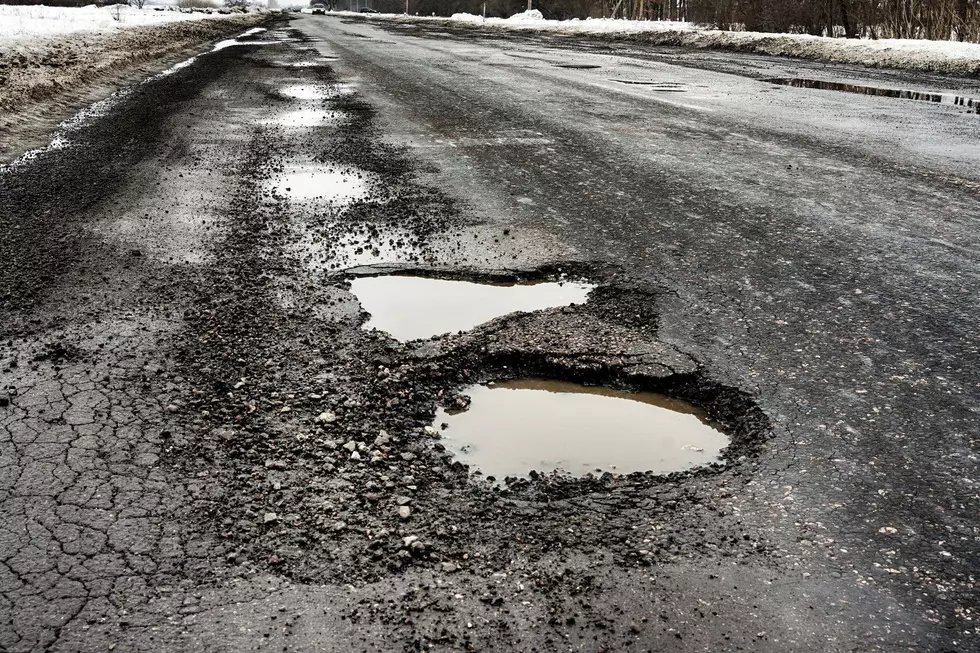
[1,14,978,653]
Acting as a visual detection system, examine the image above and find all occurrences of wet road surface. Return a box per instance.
[0,15,978,653]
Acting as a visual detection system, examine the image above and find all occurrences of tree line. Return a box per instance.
[365,0,978,41]
[10,0,975,41]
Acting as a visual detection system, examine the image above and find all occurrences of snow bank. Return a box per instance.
[505,9,543,23]
[0,5,252,43]
[337,9,980,75]
[0,12,266,161]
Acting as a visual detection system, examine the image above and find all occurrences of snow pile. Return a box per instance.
[652,30,980,75]
[340,10,980,75]
[439,12,693,34]
[448,12,483,24]
[505,9,543,23]
[0,12,266,161]
[0,5,251,42]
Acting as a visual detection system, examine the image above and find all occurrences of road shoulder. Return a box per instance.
[0,13,270,163]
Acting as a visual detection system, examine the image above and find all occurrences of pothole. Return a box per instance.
[350,275,594,341]
[612,80,687,91]
[556,64,601,69]
[277,83,356,101]
[275,56,339,67]
[435,379,729,479]
[765,77,979,113]
[261,108,348,128]
[266,165,374,205]
[279,84,331,100]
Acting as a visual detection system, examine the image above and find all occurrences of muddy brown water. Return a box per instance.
[434,379,729,479]
[350,275,594,341]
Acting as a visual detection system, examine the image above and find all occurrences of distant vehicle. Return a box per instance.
[359,7,378,12]
[311,3,326,14]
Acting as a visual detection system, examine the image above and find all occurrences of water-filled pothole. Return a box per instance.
[556,64,601,69]
[435,379,729,479]
[351,275,594,341]
[261,108,347,128]
[279,84,331,100]
[278,83,355,100]
[766,77,978,113]
[612,80,686,91]
[267,165,373,205]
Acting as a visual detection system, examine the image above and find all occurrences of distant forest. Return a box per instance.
[8,0,977,41]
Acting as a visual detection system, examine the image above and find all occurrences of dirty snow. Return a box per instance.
[336,9,980,75]
[0,5,253,43]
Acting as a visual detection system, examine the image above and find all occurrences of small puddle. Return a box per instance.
[435,380,729,478]
[351,275,593,341]
[279,84,331,100]
[556,64,601,69]
[261,108,347,128]
[612,80,686,91]
[275,56,339,67]
[766,78,979,113]
[278,83,355,100]
[266,165,373,205]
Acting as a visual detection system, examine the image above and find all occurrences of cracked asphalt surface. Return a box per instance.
[1,14,978,653]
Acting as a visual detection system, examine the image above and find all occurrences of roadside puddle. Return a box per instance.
[766,77,978,113]
[351,275,593,341]
[267,165,373,205]
[612,80,687,91]
[435,379,728,478]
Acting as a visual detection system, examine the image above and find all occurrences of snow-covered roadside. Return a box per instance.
[0,11,268,161]
[336,9,980,76]
[0,4,251,42]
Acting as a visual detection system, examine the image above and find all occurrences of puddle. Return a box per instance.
[276,57,339,67]
[556,64,601,69]
[435,380,729,478]
[279,84,331,100]
[766,78,979,113]
[266,165,373,205]
[612,80,687,91]
[261,108,347,128]
[351,276,594,341]
[278,83,355,100]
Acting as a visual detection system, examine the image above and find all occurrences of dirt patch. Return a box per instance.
[0,13,270,162]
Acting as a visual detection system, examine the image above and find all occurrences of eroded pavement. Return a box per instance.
[0,17,977,653]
